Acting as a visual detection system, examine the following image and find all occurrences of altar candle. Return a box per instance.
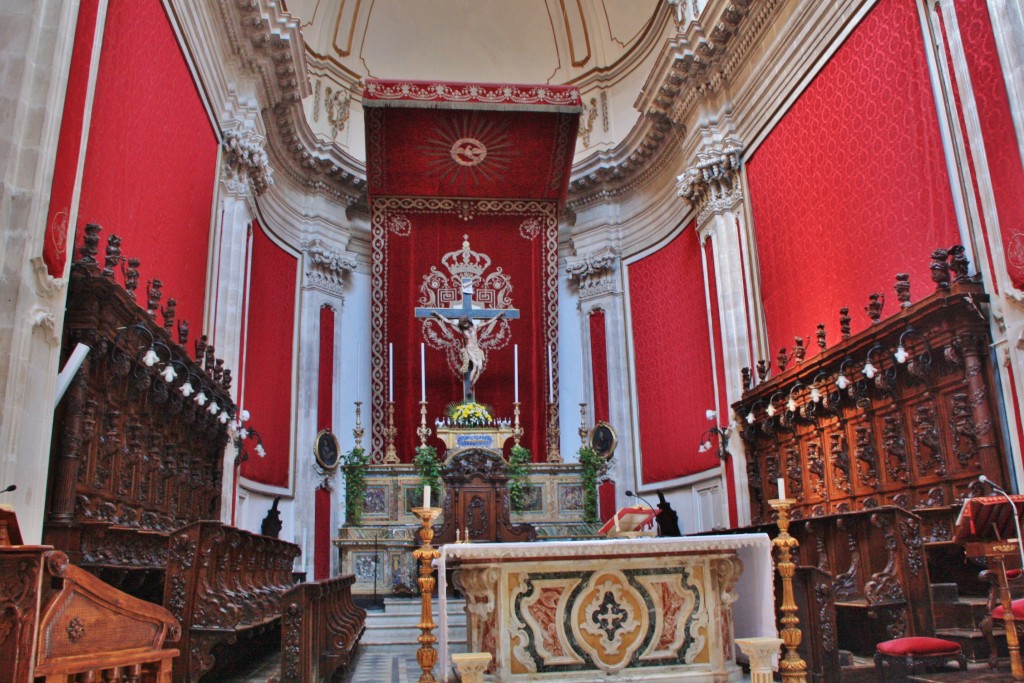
[388,343,394,402]
[514,344,519,403]
[777,477,786,500]
[423,484,431,509]
[548,343,554,403]
[420,343,426,402]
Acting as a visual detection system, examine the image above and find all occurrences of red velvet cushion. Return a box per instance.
[993,598,1024,620]
[876,637,962,657]
[1008,569,1024,580]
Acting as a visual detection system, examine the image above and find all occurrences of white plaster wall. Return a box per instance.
[558,267,586,461]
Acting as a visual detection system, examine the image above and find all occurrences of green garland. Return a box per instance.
[342,446,369,525]
[578,445,609,523]
[507,445,532,511]
[413,444,442,505]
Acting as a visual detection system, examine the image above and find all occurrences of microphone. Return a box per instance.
[0,484,14,494]
[980,474,1006,493]
[978,475,1024,570]
[625,489,657,510]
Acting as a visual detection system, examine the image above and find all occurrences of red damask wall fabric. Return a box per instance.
[629,225,719,483]
[240,224,297,488]
[954,0,1024,290]
[75,0,217,334]
[318,306,335,433]
[315,486,330,580]
[44,0,100,277]
[589,310,610,424]
[746,0,960,358]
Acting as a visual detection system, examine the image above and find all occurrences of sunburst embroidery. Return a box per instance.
[418,113,514,186]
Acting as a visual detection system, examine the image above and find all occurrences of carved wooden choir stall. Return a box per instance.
[34,226,365,683]
[732,247,1010,671]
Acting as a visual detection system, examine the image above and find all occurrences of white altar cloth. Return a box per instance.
[437,533,775,681]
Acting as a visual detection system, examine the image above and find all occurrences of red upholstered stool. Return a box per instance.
[874,637,967,681]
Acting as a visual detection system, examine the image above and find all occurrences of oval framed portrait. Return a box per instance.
[589,421,617,460]
[314,429,341,471]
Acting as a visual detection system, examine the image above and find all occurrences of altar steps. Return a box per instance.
[360,597,467,653]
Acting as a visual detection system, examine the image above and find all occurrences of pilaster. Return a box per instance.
[566,247,633,509]
[294,240,356,575]
[677,135,753,524]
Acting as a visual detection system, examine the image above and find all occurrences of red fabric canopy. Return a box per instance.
[365,80,582,461]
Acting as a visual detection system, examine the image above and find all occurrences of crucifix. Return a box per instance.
[415,278,520,402]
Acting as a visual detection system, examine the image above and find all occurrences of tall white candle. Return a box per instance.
[548,343,554,403]
[514,344,519,403]
[420,343,426,402]
[777,477,786,500]
[423,484,431,509]
[388,343,394,402]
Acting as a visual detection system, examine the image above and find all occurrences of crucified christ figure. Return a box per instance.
[431,311,506,397]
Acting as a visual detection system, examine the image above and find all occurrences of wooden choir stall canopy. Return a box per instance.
[437,534,775,682]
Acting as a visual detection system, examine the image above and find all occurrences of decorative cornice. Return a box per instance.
[566,113,683,211]
[217,0,366,206]
[566,248,621,301]
[222,128,273,196]
[567,0,776,210]
[677,141,744,223]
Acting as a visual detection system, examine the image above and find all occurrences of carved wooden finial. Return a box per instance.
[756,359,769,383]
[78,223,101,266]
[894,273,911,308]
[124,258,141,299]
[816,323,827,352]
[792,337,806,364]
[741,367,752,392]
[777,347,789,373]
[839,307,851,340]
[146,280,163,319]
[930,248,951,290]
[865,292,885,325]
[102,234,122,278]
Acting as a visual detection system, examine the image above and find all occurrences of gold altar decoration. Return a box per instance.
[383,400,399,464]
[512,401,523,445]
[435,423,515,458]
[769,497,808,683]
[417,400,431,447]
[412,506,442,683]
[546,402,562,463]
[352,401,364,450]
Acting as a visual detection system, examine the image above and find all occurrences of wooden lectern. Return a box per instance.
[0,504,23,546]
[598,505,658,538]
[956,494,1024,681]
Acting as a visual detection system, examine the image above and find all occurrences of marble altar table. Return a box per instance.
[438,533,775,682]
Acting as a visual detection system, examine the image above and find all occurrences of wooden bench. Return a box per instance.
[0,545,180,682]
[278,574,367,682]
[163,521,300,682]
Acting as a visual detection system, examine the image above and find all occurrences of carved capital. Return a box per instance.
[676,141,744,223]
[565,248,620,301]
[302,239,357,297]
[221,128,273,196]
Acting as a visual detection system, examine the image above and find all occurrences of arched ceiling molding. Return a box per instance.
[208,0,368,207]
[569,0,876,260]
[565,0,780,210]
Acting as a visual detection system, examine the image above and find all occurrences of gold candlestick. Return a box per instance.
[353,401,364,451]
[512,401,524,446]
[769,498,808,683]
[417,400,431,447]
[383,400,399,464]
[412,506,443,683]
[546,402,562,463]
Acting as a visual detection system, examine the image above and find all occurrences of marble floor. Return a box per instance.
[216,643,426,683]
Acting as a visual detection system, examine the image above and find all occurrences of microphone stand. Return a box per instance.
[624,489,656,510]
[981,475,1024,571]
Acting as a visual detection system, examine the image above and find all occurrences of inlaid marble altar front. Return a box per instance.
[438,534,775,682]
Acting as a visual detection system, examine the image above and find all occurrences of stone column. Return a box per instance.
[676,138,755,524]
[295,240,356,576]
[0,0,82,542]
[210,121,271,521]
[736,637,783,683]
[566,248,632,507]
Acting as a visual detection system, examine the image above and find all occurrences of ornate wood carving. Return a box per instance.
[164,521,300,682]
[736,279,1006,523]
[278,574,366,683]
[46,236,235,574]
[0,546,179,683]
[435,449,536,545]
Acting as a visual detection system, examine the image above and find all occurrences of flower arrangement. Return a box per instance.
[447,402,493,428]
